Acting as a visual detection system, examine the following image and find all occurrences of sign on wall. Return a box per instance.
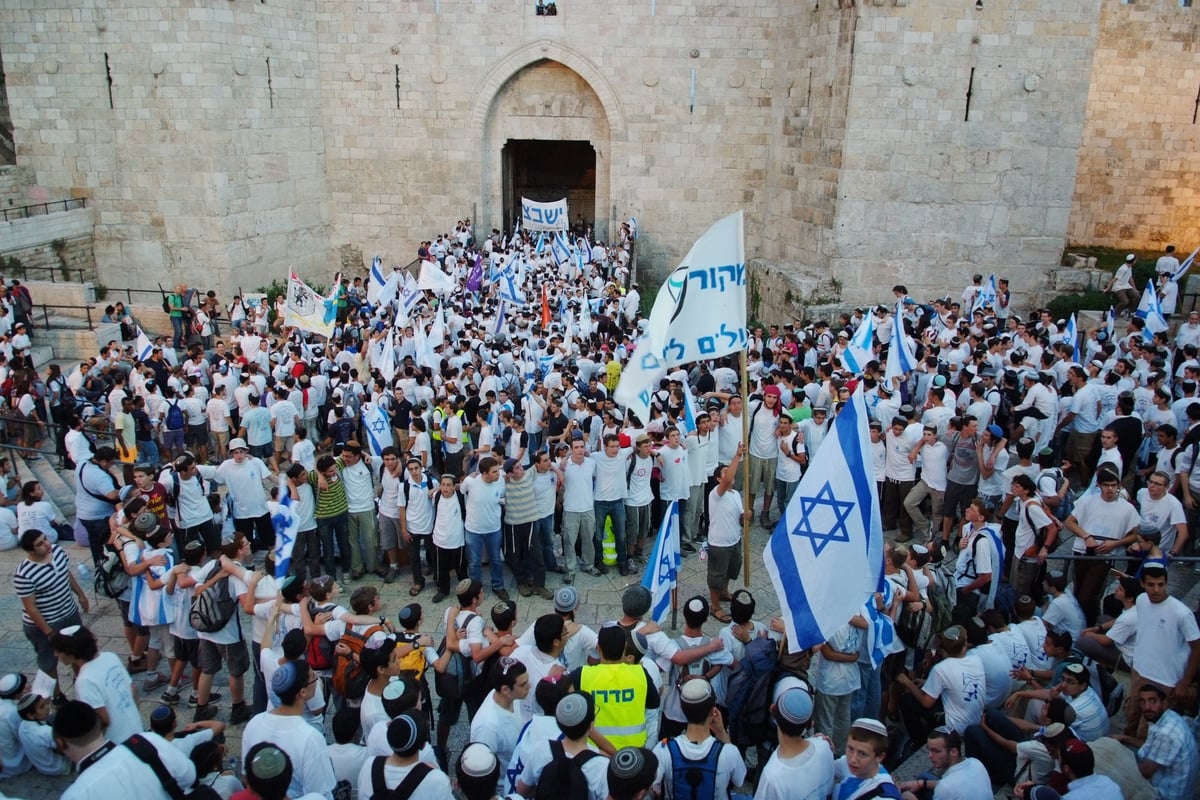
[521,197,569,231]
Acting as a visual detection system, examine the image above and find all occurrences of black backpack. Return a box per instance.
[124,733,222,800]
[95,538,131,600]
[534,739,599,800]
[725,636,779,749]
[370,757,432,799]
[189,562,238,633]
[432,487,466,520]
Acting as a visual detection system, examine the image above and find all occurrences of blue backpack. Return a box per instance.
[724,636,779,749]
[666,739,723,800]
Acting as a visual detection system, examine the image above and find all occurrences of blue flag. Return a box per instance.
[493,301,507,336]
[362,402,391,457]
[1172,246,1198,282]
[135,326,155,362]
[1062,313,1080,363]
[842,315,875,374]
[679,388,700,434]
[973,274,997,313]
[535,232,546,255]
[551,231,572,266]
[884,302,917,383]
[764,386,885,652]
[271,475,299,580]
[641,500,682,623]
[1135,280,1168,338]
[862,594,901,670]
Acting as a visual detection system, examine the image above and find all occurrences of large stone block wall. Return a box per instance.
[832,0,1102,305]
[1068,1,1200,250]
[0,1,332,295]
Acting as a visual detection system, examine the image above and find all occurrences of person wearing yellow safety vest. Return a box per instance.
[569,625,660,749]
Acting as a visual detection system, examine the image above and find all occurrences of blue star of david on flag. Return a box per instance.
[789,482,855,557]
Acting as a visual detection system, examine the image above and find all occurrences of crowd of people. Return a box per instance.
[2,225,1200,800]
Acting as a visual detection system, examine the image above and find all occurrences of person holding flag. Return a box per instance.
[708,442,751,623]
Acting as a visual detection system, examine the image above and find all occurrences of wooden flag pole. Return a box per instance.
[671,587,679,632]
[741,348,751,586]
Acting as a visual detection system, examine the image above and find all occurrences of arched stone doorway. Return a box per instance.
[473,43,623,241]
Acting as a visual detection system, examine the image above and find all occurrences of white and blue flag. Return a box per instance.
[535,232,546,255]
[362,401,391,458]
[679,389,701,434]
[613,335,669,425]
[494,301,508,336]
[1103,306,1115,343]
[842,315,875,375]
[499,269,527,306]
[271,474,299,580]
[367,256,400,307]
[551,231,572,266]
[135,326,155,362]
[764,386,885,652]
[1061,313,1080,363]
[1172,246,1198,282]
[862,589,904,670]
[641,499,682,624]
[1135,280,1168,338]
[973,274,998,313]
[884,302,917,383]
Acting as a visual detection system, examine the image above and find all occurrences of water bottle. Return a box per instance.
[76,563,93,583]
[698,543,708,562]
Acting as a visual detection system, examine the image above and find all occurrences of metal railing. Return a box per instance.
[28,303,97,331]
[1,197,87,222]
[5,262,88,284]
[103,287,164,306]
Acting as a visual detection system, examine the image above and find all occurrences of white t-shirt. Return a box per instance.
[213,457,270,519]
[752,737,835,800]
[561,457,598,512]
[76,652,144,744]
[470,692,523,767]
[16,500,57,536]
[1043,592,1086,640]
[708,486,743,548]
[400,476,437,535]
[462,474,504,533]
[241,712,337,800]
[1070,493,1141,553]
[776,432,804,482]
[356,758,452,800]
[657,445,690,502]
[934,757,993,800]
[921,654,986,734]
[430,490,465,549]
[1133,594,1200,687]
[270,400,300,437]
[919,441,949,492]
[518,739,609,800]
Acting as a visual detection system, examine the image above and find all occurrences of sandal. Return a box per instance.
[710,609,732,623]
[408,584,423,596]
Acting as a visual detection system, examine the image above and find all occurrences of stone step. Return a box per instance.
[19,448,77,522]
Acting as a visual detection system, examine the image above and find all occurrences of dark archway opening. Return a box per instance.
[502,139,595,234]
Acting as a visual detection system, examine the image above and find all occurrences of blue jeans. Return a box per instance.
[466,528,505,590]
[137,439,160,468]
[534,513,556,572]
[527,431,543,455]
[317,512,350,577]
[170,315,184,349]
[851,660,882,721]
[594,499,627,568]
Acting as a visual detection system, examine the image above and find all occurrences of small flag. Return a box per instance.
[535,232,546,255]
[842,315,875,374]
[884,302,917,383]
[367,256,400,307]
[362,401,392,457]
[862,595,902,670]
[628,216,639,240]
[377,329,396,386]
[499,269,526,305]
[135,327,155,361]
[641,500,682,623]
[552,231,572,266]
[1104,306,1115,343]
[614,334,669,425]
[494,301,508,336]
[271,475,299,580]
[680,388,700,434]
[765,386,885,652]
[466,255,483,293]
[1062,313,1080,363]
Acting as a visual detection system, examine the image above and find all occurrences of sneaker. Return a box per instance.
[349,569,365,581]
[126,656,148,675]
[431,592,448,603]
[618,563,633,577]
[594,564,609,576]
[494,588,511,601]
[533,586,554,600]
[681,541,697,554]
[161,688,181,704]
[563,572,575,585]
[188,691,222,708]
[383,567,398,585]
[229,702,252,726]
[517,583,532,598]
[142,673,169,693]
[192,703,218,722]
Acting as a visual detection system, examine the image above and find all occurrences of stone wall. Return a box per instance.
[1068,1,1200,250]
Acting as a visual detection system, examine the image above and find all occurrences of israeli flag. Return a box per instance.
[377,329,396,386]
[862,590,903,670]
[1172,246,1198,282]
[842,315,875,375]
[1135,280,1169,337]
[574,244,585,274]
[551,231,572,266]
[535,232,546,255]
[679,388,700,434]
[884,302,917,383]
[367,256,400,307]
[135,326,155,361]
[499,270,527,306]
[494,301,508,336]
[271,475,299,580]
[1062,313,1080,363]
[641,499,682,623]
[614,335,669,436]
[973,274,998,313]
[1104,306,1115,343]
[362,401,391,457]
[764,386,885,652]
[628,216,639,240]
[538,353,556,379]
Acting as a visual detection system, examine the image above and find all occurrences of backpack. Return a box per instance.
[188,562,238,633]
[928,555,958,635]
[95,538,132,599]
[1038,467,1075,521]
[124,733,222,800]
[432,488,467,520]
[663,636,712,723]
[402,473,436,505]
[304,602,337,671]
[331,622,387,700]
[395,632,428,681]
[165,399,185,432]
[534,739,599,800]
[434,612,478,700]
[161,293,171,314]
[666,738,724,800]
[991,387,1014,432]
[724,636,779,749]
[370,756,432,800]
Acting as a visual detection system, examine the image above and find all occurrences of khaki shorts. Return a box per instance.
[274,434,295,454]
[706,542,743,590]
[747,455,777,495]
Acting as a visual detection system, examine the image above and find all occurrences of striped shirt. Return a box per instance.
[502,472,539,525]
[308,468,349,519]
[14,546,78,626]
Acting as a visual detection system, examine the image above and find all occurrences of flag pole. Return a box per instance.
[671,587,678,632]
[741,348,751,586]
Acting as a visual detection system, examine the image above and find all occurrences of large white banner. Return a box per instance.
[283,272,336,339]
[521,197,569,232]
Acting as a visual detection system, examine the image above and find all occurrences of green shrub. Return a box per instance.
[1046,291,1111,320]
